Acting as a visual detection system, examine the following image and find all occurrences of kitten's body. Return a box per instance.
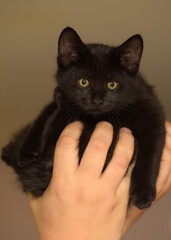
[1,28,165,209]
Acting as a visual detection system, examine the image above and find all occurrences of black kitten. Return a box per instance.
[1,27,165,209]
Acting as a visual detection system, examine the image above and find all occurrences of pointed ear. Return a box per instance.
[117,35,143,74]
[58,27,85,67]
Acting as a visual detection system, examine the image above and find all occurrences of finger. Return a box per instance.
[165,121,171,135]
[102,128,134,190]
[78,121,113,178]
[156,148,171,197]
[116,163,134,198]
[156,128,171,193]
[52,121,83,180]
[161,147,171,163]
[165,130,171,151]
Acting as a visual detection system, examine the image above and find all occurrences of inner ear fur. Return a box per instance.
[118,35,143,74]
[58,27,85,67]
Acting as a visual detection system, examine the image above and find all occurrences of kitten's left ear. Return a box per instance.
[117,35,143,74]
[58,27,85,67]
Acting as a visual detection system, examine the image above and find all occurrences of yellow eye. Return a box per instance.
[107,81,118,90]
[79,79,89,87]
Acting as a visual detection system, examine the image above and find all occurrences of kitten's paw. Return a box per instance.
[1,147,11,164]
[130,184,156,209]
[18,146,39,167]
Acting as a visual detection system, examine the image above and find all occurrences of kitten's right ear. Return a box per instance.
[58,27,85,67]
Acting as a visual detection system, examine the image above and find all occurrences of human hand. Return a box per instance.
[29,121,134,240]
[122,121,171,235]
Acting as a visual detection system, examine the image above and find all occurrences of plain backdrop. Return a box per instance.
[0,0,171,239]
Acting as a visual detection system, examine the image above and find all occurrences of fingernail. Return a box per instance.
[120,127,132,133]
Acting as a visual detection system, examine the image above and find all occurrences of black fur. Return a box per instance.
[1,27,165,209]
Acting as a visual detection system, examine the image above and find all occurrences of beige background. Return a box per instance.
[0,0,171,239]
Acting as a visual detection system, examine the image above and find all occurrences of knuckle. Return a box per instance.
[51,177,71,199]
[91,137,107,152]
[162,149,170,161]
[51,179,65,198]
[115,149,131,170]
[166,121,171,134]
[57,134,75,147]
[165,134,171,150]
[115,156,129,170]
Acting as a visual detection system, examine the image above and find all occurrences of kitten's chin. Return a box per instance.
[84,106,114,118]
[86,109,104,117]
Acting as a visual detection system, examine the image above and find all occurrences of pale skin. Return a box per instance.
[29,121,171,240]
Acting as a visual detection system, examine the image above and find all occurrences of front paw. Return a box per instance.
[130,183,156,209]
[18,145,39,167]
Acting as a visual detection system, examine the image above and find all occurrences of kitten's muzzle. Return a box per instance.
[92,97,103,105]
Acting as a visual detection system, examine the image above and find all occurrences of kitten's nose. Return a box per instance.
[92,97,103,105]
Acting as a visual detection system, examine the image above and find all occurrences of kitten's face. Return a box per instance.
[56,27,143,117]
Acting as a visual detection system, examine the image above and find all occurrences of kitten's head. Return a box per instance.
[55,27,143,116]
